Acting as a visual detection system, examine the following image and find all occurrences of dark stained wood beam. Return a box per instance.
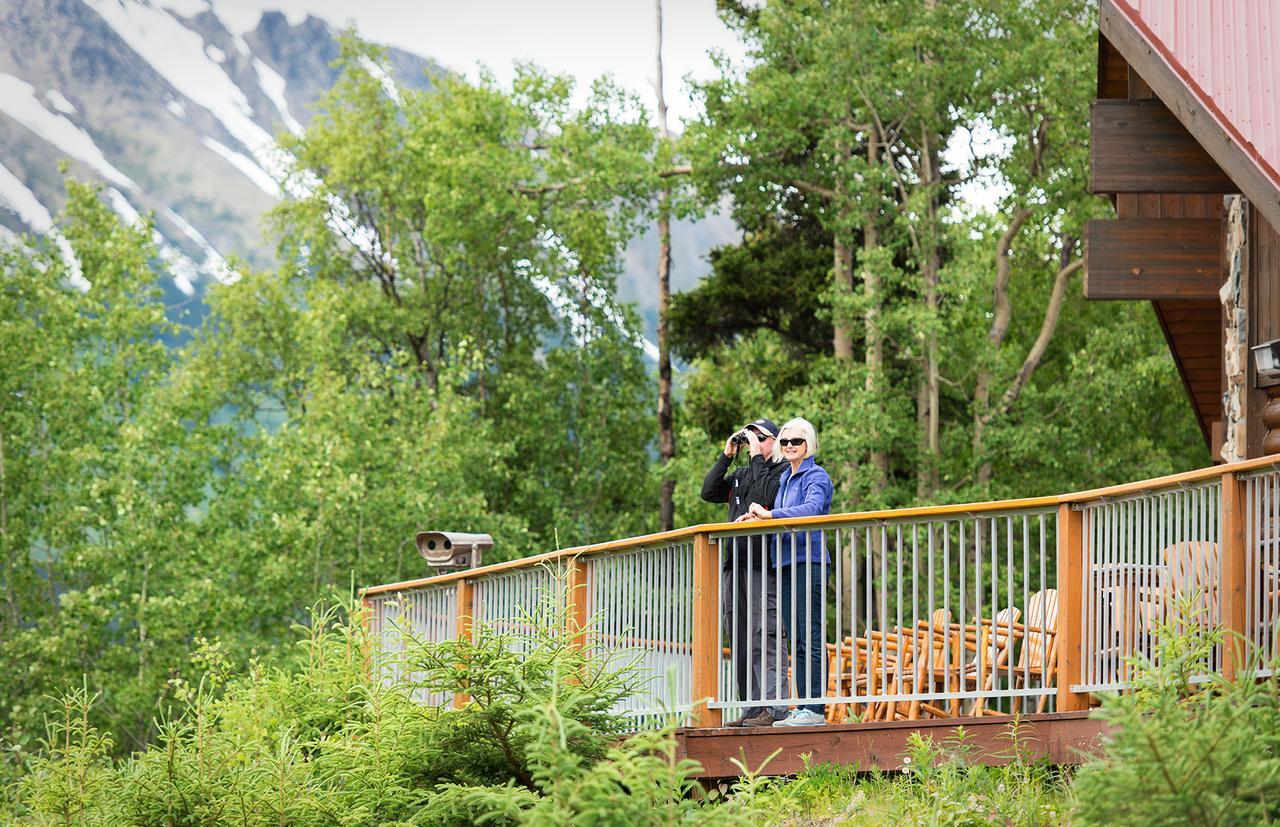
[1085,218,1223,300]
[1091,100,1235,194]
[1101,0,1280,233]
[674,711,1107,778]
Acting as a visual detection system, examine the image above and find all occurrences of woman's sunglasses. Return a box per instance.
[779,437,806,447]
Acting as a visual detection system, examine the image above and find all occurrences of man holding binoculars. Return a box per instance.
[700,418,786,727]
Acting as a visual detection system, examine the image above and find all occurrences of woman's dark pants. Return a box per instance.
[780,560,826,715]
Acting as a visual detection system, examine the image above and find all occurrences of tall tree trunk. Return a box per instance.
[655,0,676,531]
[916,0,941,501]
[833,232,855,361]
[0,425,12,628]
[917,128,941,500]
[864,127,889,490]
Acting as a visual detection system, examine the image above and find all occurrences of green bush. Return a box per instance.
[1072,612,1280,826]
[5,587,772,825]
[742,727,1069,826]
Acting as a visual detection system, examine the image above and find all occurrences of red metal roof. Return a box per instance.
[1114,0,1280,193]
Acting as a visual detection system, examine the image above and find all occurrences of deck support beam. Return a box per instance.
[675,711,1106,777]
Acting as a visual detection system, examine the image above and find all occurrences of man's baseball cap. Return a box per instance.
[745,418,779,438]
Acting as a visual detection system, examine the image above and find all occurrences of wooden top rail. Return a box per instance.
[362,457,1280,598]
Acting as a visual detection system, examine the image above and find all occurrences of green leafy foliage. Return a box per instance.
[0,38,661,773]
[741,728,1069,825]
[1072,613,1280,825]
[8,595,772,825]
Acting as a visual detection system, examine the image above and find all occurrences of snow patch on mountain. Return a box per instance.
[105,187,208,296]
[200,137,278,197]
[0,73,134,189]
[0,159,87,289]
[105,187,141,225]
[45,90,76,115]
[252,58,302,136]
[0,158,54,232]
[161,206,236,284]
[359,55,402,104]
[153,0,213,18]
[83,0,276,166]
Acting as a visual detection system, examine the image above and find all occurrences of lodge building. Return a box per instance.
[1086,0,1280,461]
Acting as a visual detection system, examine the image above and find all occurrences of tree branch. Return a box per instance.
[987,207,1034,349]
[788,178,839,201]
[981,256,1084,426]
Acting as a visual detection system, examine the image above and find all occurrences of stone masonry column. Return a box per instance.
[1221,195,1249,462]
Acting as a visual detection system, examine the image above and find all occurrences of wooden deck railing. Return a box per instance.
[361,456,1280,727]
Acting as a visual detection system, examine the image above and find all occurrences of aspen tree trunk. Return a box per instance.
[861,128,888,631]
[836,222,858,623]
[655,0,676,531]
[916,129,941,500]
[864,127,888,489]
[831,134,859,621]
[917,0,941,500]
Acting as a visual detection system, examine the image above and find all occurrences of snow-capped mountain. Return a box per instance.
[0,0,436,303]
[0,0,737,336]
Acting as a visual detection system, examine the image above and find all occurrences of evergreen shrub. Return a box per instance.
[1073,607,1280,826]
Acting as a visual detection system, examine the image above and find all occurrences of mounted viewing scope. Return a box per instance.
[416,531,492,571]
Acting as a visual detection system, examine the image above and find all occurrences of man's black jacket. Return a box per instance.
[701,452,786,570]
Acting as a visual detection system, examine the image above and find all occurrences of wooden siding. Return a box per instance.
[1248,207,1280,456]
[1098,34,1128,99]
[1084,218,1223,299]
[1109,193,1224,447]
[1153,300,1221,444]
[1254,207,1280,345]
[1091,100,1234,193]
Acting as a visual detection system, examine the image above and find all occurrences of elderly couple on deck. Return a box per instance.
[700,416,834,728]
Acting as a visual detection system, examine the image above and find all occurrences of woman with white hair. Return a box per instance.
[741,417,833,727]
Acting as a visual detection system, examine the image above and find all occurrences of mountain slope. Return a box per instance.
[0,0,736,339]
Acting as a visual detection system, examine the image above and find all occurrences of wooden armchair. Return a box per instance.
[1011,589,1059,712]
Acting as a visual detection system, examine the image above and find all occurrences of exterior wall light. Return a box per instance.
[1252,339,1280,383]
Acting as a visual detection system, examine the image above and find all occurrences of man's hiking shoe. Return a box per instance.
[741,711,778,727]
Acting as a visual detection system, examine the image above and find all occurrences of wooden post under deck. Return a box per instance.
[454,577,474,709]
[690,533,722,728]
[1056,503,1090,711]
[1220,471,1248,680]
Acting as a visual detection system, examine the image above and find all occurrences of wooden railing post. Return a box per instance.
[1221,470,1248,681]
[565,555,589,652]
[690,532,721,728]
[454,577,474,709]
[1057,503,1090,711]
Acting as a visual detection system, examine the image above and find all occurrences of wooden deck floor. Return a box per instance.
[674,711,1108,778]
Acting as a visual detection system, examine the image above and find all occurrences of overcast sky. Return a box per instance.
[211,0,746,125]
